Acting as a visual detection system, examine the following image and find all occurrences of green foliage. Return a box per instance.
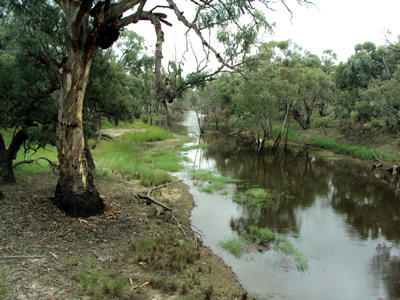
[219,238,246,258]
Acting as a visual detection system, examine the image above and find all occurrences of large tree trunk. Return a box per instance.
[53,50,104,217]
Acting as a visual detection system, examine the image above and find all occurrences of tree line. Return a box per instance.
[188,38,400,151]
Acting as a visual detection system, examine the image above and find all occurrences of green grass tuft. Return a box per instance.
[234,186,290,208]
[192,171,240,194]
[219,238,246,258]
[274,236,308,271]
[249,226,275,242]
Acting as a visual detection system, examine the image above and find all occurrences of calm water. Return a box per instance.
[168,111,400,300]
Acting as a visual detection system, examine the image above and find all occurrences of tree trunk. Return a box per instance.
[0,153,15,184]
[53,51,104,217]
[0,131,27,184]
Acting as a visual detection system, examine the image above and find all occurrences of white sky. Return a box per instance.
[268,0,400,62]
[129,0,400,71]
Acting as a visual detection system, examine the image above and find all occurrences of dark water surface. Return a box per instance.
[166,111,400,300]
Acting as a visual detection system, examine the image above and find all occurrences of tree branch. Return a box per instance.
[13,157,59,171]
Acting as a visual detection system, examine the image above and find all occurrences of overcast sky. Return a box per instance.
[268,0,400,62]
[130,0,400,70]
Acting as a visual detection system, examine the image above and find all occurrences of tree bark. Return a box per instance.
[0,131,27,184]
[53,49,104,217]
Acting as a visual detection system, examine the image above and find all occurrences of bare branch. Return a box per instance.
[13,157,59,171]
[109,0,141,18]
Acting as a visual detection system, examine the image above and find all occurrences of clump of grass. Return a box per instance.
[274,236,308,271]
[234,186,291,208]
[249,226,275,244]
[0,282,7,297]
[79,269,129,298]
[133,231,200,273]
[192,171,240,194]
[219,238,246,258]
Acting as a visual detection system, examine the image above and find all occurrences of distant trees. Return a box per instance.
[192,38,399,150]
[335,41,400,139]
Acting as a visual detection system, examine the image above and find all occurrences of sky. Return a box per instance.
[130,0,400,70]
[268,0,400,62]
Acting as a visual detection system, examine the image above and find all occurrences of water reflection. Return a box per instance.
[171,111,400,299]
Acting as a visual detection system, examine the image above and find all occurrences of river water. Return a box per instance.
[163,111,400,300]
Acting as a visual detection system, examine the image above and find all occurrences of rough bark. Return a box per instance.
[53,48,104,217]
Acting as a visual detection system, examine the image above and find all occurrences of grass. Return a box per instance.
[146,148,182,172]
[13,146,58,181]
[249,226,275,243]
[234,186,291,209]
[304,136,400,161]
[191,171,240,193]
[132,231,200,273]
[79,268,129,299]
[119,126,171,142]
[219,238,246,258]
[93,126,180,186]
[0,282,7,297]
[230,224,309,272]
[2,121,181,187]
[274,236,309,272]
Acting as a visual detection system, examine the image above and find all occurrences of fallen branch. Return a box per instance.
[371,150,383,169]
[135,179,203,244]
[149,179,183,193]
[137,193,173,212]
[13,156,58,171]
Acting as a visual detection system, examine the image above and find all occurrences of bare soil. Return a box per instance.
[0,173,248,299]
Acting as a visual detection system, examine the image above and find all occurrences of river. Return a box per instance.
[162,111,400,300]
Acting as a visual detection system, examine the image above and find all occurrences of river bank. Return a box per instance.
[0,127,248,299]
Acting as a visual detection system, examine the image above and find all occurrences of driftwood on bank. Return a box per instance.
[387,164,399,176]
[135,179,202,244]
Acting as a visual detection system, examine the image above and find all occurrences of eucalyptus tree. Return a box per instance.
[334,41,400,137]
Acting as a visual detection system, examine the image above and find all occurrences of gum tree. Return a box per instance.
[15,0,308,217]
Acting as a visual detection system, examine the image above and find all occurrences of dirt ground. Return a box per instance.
[0,173,248,299]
